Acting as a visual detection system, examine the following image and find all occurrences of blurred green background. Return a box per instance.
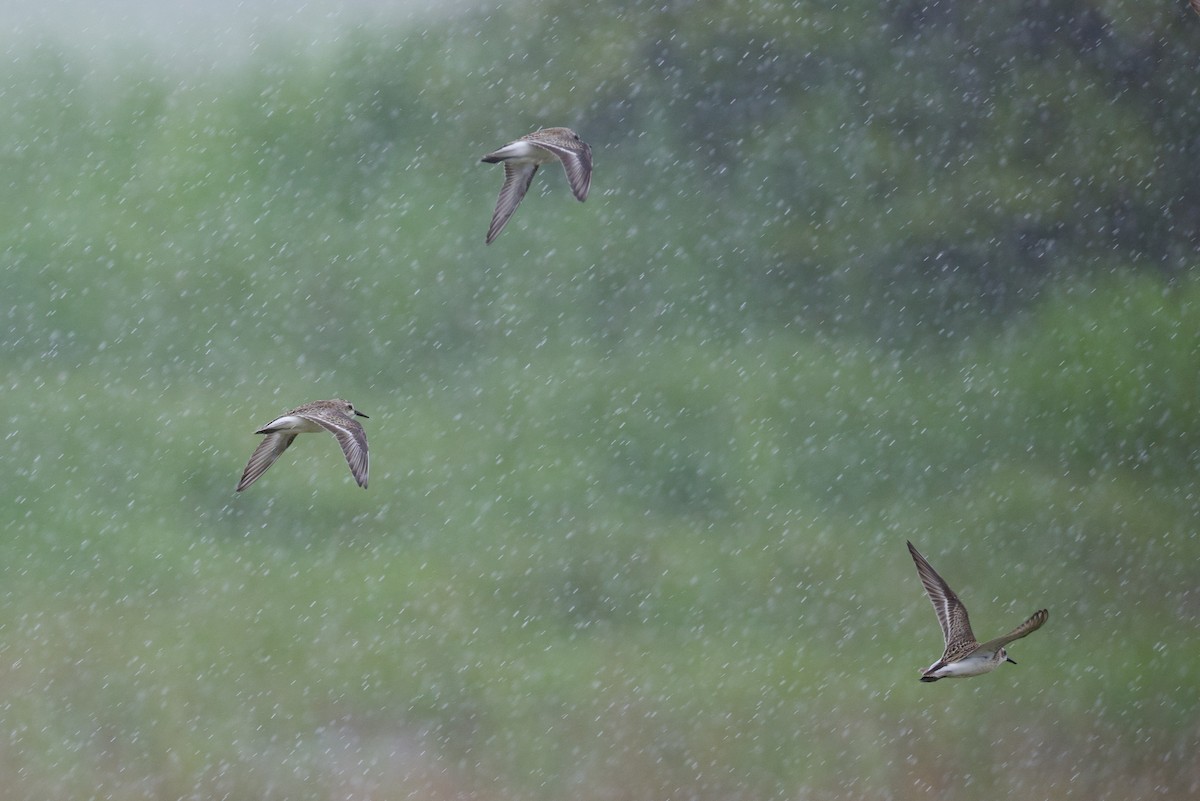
[2,1,1199,799]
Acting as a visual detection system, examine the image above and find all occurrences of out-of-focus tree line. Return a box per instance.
[453,0,1200,339]
[5,1,1198,371]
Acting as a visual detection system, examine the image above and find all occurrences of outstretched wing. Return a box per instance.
[486,162,539,244]
[306,411,369,489]
[537,139,592,202]
[236,432,298,492]
[907,541,977,658]
[976,609,1048,653]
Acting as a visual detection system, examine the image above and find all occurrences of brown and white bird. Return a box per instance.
[236,399,369,491]
[480,127,592,244]
[907,540,1047,682]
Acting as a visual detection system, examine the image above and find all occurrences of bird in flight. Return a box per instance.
[236,399,369,491]
[480,127,592,244]
[906,540,1047,682]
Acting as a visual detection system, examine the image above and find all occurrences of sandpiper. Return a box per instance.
[907,540,1047,682]
[480,127,592,244]
[236,399,370,492]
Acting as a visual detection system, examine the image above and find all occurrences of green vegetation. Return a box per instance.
[1,2,1198,799]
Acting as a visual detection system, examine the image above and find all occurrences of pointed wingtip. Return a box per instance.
[906,540,924,563]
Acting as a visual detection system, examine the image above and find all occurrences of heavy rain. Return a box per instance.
[1,1,1198,799]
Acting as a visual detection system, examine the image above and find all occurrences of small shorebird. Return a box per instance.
[236,399,369,491]
[907,540,1047,682]
[480,127,592,244]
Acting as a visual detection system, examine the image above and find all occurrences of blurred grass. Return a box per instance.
[1,16,1198,801]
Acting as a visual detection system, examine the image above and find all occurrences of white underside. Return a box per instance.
[926,653,1002,679]
[491,141,555,164]
[265,414,324,433]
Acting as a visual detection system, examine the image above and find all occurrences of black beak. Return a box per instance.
[356,411,369,419]
[1006,657,1017,665]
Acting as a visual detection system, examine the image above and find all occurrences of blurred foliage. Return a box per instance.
[1,1,1199,799]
